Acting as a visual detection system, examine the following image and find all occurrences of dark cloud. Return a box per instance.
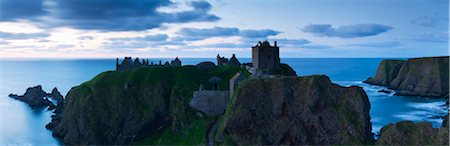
[1,0,220,31]
[0,31,50,40]
[52,0,219,31]
[302,24,393,38]
[347,41,402,48]
[0,0,47,21]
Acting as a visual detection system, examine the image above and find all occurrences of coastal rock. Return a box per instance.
[9,85,54,108]
[376,114,449,145]
[390,56,449,97]
[364,60,404,86]
[196,61,216,72]
[189,90,229,117]
[278,63,297,76]
[51,88,65,113]
[219,75,373,145]
[48,66,246,145]
[365,56,449,97]
[378,89,392,94]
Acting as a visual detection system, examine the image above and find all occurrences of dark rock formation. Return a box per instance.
[189,90,229,117]
[365,60,404,86]
[9,85,54,108]
[218,75,373,145]
[51,88,65,113]
[196,61,216,72]
[376,114,449,145]
[378,89,392,94]
[365,56,449,97]
[277,63,297,76]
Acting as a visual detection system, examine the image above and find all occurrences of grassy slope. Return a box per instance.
[77,65,249,145]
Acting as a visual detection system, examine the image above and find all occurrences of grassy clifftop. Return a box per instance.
[51,65,248,145]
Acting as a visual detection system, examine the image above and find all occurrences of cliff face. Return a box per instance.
[218,75,373,145]
[376,114,449,145]
[364,60,404,86]
[365,56,449,97]
[48,66,245,145]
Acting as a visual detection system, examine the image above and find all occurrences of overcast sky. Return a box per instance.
[0,0,448,58]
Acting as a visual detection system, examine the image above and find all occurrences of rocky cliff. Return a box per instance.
[376,114,449,145]
[364,60,404,86]
[365,56,449,97]
[217,75,373,145]
[48,66,246,145]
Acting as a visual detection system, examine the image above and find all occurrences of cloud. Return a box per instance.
[176,27,239,40]
[105,34,183,49]
[110,34,168,42]
[411,14,448,27]
[240,29,280,38]
[52,0,219,31]
[78,36,94,40]
[0,40,11,45]
[1,0,220,31]
[411,32,448,43]
[175,27,280,41]
[0,31,50,40]
[347,41,402,48]
[301,24,393,38]
[272,39,310,46]
[0,0,47,21]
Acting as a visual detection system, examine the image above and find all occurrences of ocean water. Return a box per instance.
[0,58,448,145]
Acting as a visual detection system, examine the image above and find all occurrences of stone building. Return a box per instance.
[252,41,280,73]
[170,57,182,66]
[229,72,246,98]
[217,54,229,66]
[228,54,241,66]
[217,54,241,67]
[116,56,182,70]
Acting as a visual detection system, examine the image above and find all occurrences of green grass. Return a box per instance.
[133,117,214,145]
[65,65,249,145]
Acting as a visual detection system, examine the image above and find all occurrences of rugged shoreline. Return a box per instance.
[365,56,449,97]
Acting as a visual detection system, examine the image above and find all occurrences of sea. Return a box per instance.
[0,58,448,145]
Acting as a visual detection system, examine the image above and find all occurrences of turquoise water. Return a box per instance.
[0,58,447,145]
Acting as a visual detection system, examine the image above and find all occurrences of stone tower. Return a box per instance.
[252,41,280,72]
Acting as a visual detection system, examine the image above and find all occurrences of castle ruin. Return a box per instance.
[217,54,241,67]
[252,41,280,73]
[116,57,182,70]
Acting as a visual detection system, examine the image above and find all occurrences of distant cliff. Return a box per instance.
[377,114,449,145]
[48,66,245,145]
[217,75,373,145]
[365,56,449,97]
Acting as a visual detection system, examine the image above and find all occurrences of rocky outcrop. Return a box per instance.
[376,114,449,145]
[189,90,229,117]
[196,62,216,72]
[365,56,449,97]
[47,66,246,145]
[8,85,60,108]
[364,60,404,86]
[218,75,373,145]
